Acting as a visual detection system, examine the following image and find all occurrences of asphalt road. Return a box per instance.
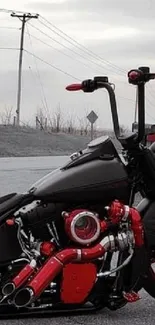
[0,156,154,325]
[1,291,155,325]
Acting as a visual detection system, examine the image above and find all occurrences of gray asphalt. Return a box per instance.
[1,291,155,325]
[0,156,154,325]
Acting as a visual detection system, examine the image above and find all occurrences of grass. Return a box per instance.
[0,125,122,157]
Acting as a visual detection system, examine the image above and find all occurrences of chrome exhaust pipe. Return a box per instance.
[14,287,34,308]
[1,259,37,299]
[2,282,16,296]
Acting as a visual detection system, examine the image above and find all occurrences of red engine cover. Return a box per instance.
[60,263,97,304]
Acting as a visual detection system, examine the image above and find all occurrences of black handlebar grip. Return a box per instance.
[82,79,95,92]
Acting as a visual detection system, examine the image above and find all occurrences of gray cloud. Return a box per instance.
[88,34,155,65]
[1,0,155,128]
[28,0,155,21]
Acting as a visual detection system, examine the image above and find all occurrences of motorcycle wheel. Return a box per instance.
[139,259,155,298]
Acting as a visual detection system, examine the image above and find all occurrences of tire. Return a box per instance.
[140,263,155,298]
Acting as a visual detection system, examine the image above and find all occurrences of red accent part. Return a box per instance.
[6,218,15,226]
[147,134,155,143]
[22,239,107,300]
[108,200,126,224]
[27,257,63,297]
[13,263,36,288]
[40,241,56,257]
[81,243,105,261]
[61,263,97,304]
[108,200,144,247]
[128,71,141,81]
[66,83,82,91]
[129,208,144,247]
[64,209,100,245]
[56,249,78,264]
[123,291,140,303]
[100,220,108,232]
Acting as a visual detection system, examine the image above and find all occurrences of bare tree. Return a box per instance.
[52,104,64,133]
[36,107,47,130]
[0,106,13,125]
[77,116,89,136]
[65,115,76,134]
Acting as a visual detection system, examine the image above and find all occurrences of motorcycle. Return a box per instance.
[0,66,155,319]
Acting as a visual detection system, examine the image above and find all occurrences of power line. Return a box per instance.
[146,84,155,101]
[146,96,155,108]
[118,94,155,122]
[39,19,125,76]
[28,22,126,78]
[26,31,116,76]
[23,53,145,115]
[118,96,135,102]
[26,26,52,125]
[0,8,37,15]
[24,56,51,124]
[24,49,81,81]
[26,31,128,86]
[24,52,49,112]
[26,31,100,73]
[40,16,126,75]
[0,47,19,50]
[0,26,19,29]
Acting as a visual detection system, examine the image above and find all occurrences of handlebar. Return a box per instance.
[66,76,121,140]
[66,67,155,146]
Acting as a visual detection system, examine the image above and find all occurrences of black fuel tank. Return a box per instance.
[30,136,130,204]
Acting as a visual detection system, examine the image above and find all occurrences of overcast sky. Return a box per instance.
[0,0,155,129]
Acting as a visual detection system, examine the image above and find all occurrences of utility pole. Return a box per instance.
[11,12,39,125]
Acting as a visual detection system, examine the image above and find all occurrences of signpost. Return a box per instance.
[87,110,98,140]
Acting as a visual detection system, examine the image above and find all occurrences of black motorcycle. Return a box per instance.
[0,66,155,318]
